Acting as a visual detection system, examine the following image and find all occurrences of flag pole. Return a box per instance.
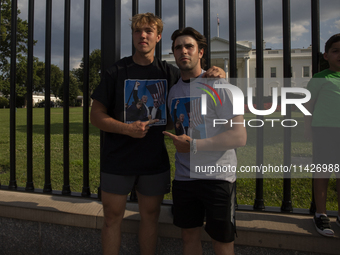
[217,14,220,37]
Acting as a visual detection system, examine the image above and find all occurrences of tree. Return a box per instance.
[35,63,64,98]
[0,0,37,106]
[0,0,33,68]
[58,72,80,107]
[73,49,101,99]
[0,54,42,107]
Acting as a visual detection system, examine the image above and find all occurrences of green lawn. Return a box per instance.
[0,108,338,211]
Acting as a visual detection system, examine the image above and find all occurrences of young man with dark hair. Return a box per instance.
[164,27,247,255]
[91,14,226,255]
[304,33,340,237]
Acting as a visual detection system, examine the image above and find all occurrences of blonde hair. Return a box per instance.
[130,12,163,35]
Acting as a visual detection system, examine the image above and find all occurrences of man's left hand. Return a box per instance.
[202,66,226,78]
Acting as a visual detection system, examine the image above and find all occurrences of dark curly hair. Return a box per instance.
[325,33,340,53]
[171,27,207,69]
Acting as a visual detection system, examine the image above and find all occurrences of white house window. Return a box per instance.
[271,67,276,78]
[303,66,310,77]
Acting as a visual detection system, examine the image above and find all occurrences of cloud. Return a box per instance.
[14,0,340,69]
[291,22,310,41]
[335,20,340,30]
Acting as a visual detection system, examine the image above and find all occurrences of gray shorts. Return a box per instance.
[101,170,171,196]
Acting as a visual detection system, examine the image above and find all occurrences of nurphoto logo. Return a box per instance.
[198,82,312,128]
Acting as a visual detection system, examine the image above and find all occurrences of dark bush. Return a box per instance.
[0,97,9,108]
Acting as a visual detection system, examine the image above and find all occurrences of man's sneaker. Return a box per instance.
[336,217,340,228]
[313,215,334,237]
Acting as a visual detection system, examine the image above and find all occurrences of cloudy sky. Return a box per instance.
[17,0,340,70]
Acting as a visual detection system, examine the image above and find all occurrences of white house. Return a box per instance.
[162,37,312,97]
[32,93,60,106]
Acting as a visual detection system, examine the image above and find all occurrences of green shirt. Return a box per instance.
[307,69,340,127]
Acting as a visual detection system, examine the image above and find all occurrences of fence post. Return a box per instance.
[82,0,91,197]
[309,0,320,214]
[203,0,211,70]
[26,0,35,191]
[281,0,293,212]
[178,0,185,29]
[228,0,236,80]
[155,0,162,60]
[43,0,52,193]
[62,0,71,195]
[9,0,18,190]
[99,0,121,200]
[132,0,138,55]
[254,0,265,210]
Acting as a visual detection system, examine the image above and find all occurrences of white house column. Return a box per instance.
[244,57,250,93]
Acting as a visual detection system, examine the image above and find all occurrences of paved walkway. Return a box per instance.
[0,189,339,254]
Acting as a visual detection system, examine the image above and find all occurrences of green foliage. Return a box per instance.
[58,72,81,106]
[0,0,34,68]
[0,96,9,108]
[0,54,44,107]
[35,63,64,98]
[50,65,64,98]
[73,49,101,99]
[0,0,39,107]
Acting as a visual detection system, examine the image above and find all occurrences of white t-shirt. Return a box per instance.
[167,70,238,182]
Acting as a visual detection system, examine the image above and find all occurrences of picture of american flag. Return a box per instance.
[146,81,166,105]
[184,98,204,128]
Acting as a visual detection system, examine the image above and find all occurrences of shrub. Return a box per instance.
[0,97,9,108]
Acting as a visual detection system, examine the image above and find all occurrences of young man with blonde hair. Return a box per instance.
[91,13,226,255]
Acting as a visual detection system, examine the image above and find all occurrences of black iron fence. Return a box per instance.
[1,0,335,215]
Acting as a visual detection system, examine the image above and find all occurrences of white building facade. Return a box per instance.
[162,37,312,97]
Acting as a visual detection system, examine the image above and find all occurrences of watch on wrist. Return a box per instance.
[192,139,197,154]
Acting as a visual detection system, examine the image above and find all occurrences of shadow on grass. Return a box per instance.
[16,123,100,136]
[0,163,10,174]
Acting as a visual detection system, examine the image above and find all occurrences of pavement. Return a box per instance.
[0,189,339,254]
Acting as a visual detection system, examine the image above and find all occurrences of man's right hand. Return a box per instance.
[127,119,159,138]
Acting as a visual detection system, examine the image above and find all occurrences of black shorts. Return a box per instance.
[172,180,236,243]
[101,170,171,196]
[312,127,340,178]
